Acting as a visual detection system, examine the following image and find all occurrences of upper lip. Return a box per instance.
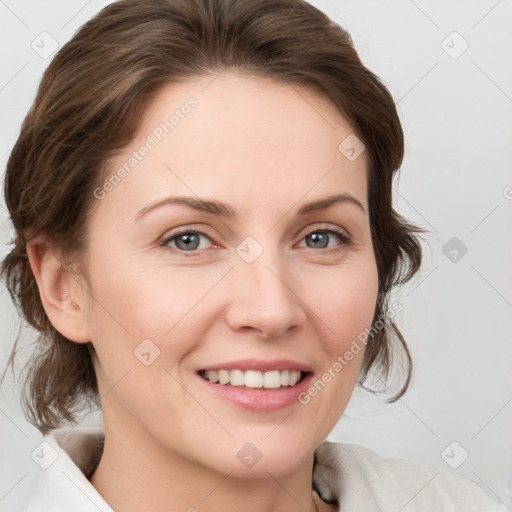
[198,358,313,373]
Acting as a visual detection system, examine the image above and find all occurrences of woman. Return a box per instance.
[1,0,505,510]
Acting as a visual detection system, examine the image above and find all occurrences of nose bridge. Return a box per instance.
[227,236,304,337]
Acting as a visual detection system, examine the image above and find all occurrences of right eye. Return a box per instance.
[159,229,215,252]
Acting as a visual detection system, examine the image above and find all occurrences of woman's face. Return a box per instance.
[79,71,378,476]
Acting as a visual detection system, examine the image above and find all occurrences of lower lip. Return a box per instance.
[197,372,314,412]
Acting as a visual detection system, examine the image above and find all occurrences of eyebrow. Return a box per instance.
[134,192,366,221]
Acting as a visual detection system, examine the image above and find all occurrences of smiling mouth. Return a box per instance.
[197,369,309,389]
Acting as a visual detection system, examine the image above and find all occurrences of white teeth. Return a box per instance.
[230,369,245,386]
[289,370,300,386]
[244,370,263,388]
[201,369,303,388]
[263,370,281,389]
[218,369,230,385]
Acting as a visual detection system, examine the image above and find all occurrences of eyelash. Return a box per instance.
[158,225,352,255]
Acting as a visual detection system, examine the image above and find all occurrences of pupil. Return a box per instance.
[177,233,199,250]
[309,232,327,249]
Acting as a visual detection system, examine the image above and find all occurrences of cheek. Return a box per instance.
[84,252,218,373]
[84,266,197,413]
[306,255,379,352]
[87,241,379,359]
[293,258,378,440]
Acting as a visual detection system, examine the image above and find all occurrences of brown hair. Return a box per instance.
[1,0,424,434]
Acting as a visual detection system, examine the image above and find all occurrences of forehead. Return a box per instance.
[96,71,368,221]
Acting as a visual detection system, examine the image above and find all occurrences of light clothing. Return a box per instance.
[24,426,507,511]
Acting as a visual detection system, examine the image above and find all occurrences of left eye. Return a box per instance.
[299,228,350,250]
[160,227,350,253]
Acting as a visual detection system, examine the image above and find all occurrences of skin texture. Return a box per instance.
[27,71,379,512]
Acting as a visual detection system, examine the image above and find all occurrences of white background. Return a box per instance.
[1,1,511,510]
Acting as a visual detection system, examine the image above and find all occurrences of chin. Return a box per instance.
[200,433,316,478]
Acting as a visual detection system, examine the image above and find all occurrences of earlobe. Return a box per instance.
[26,234,91,343]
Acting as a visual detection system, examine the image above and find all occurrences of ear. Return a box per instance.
[26,234,91,343]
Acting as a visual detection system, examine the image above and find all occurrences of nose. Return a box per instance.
[225,246,306,340]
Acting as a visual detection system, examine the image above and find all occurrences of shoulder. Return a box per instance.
[24,427,111,512]
[313,441,507,512]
